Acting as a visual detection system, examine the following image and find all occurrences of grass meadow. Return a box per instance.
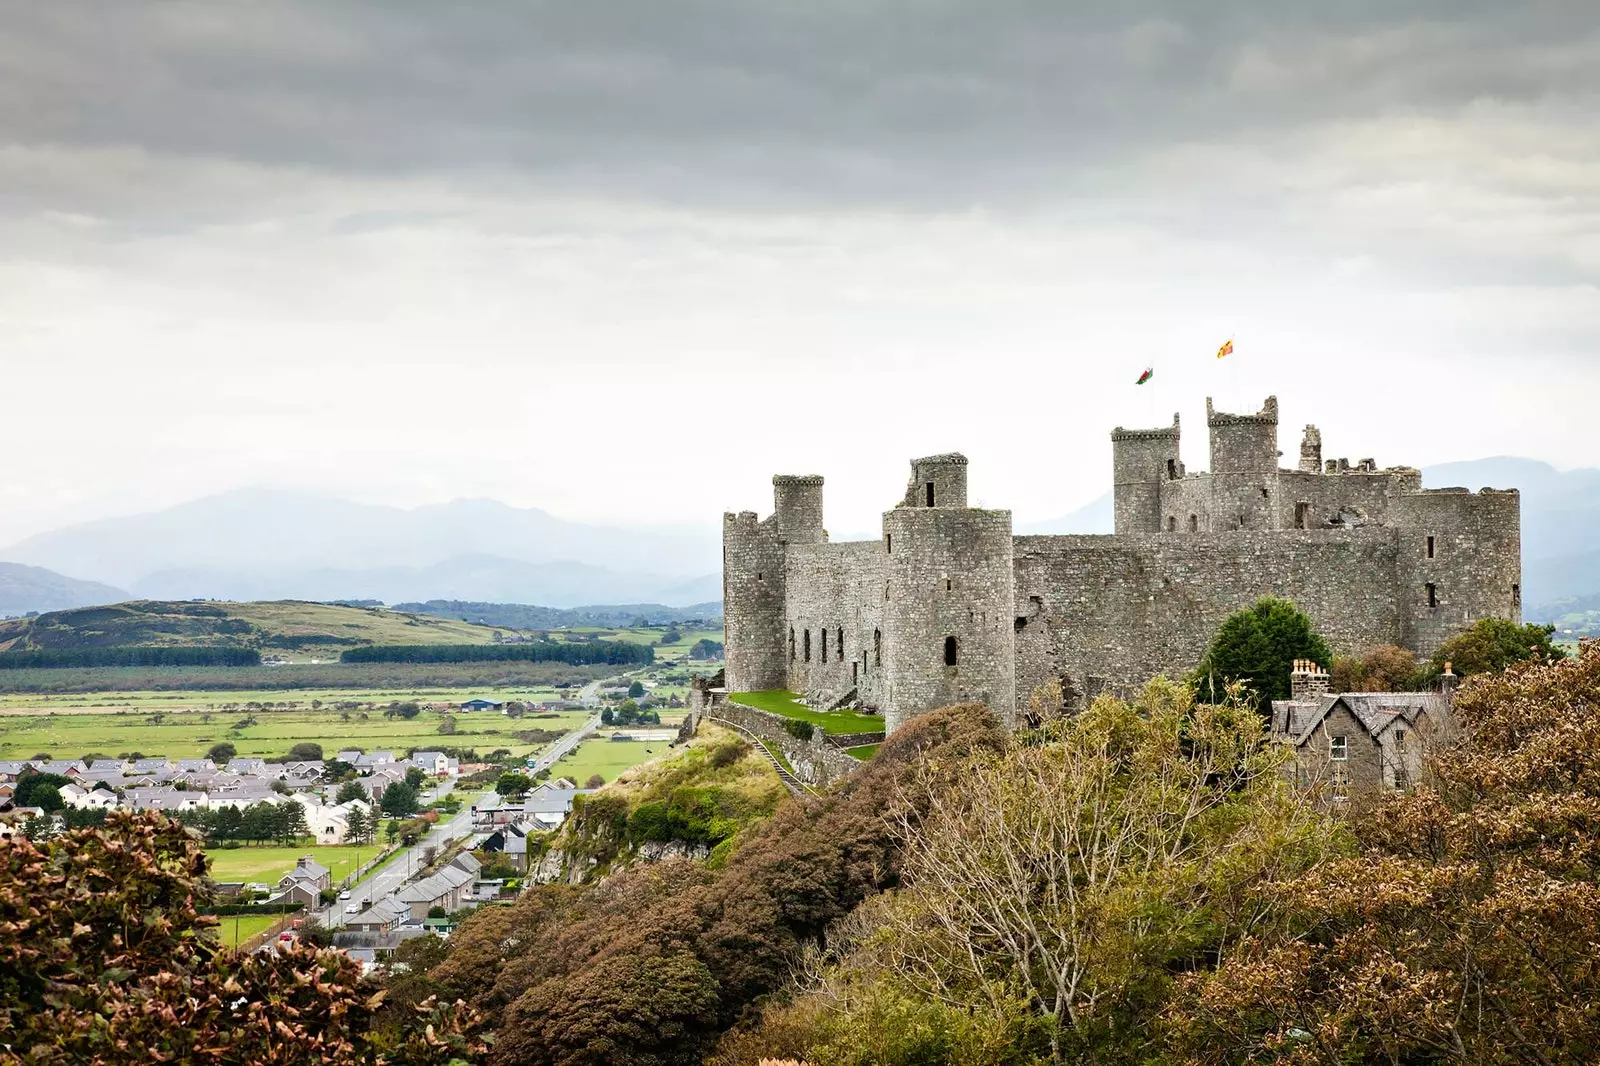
[204,844,372,884]
[545,737,668,786]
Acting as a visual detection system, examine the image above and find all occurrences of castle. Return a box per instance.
[722,396,1522,734]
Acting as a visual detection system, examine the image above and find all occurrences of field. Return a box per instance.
[0,696,593,761]
[217,913,279,948]
[545,737,670,786]
[727,690,884,735]
[205,844,371,884]
[0,660,614,695]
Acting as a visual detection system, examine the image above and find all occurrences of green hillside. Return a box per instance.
[0,600,509,655]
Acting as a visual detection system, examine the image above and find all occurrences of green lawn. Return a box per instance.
[0,699,592,761]
[845,744,880,761]
[546,738,667,786]
[205,844,373,885]
[214,912,280,948]
[728,691,884,735]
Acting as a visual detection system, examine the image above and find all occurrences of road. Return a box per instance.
[528,714,600,775]
[316,791,484,929]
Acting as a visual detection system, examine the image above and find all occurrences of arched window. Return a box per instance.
[1166,516,1177,532]
[874,628,882,666]
[944,636,958,666]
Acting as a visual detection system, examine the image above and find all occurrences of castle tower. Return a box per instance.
[1392,487,1522,657]
[773,474,825,544]
[1207,396,1280,531]
[721,510,787,693]
[1111,415,1181,534]
[882,457,1015,733]
[904,453,969,509]
[1299,426,1323,473]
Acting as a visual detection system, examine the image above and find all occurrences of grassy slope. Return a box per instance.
[600,721,786,814]
[727,690,884,734]
[0,600,507,654]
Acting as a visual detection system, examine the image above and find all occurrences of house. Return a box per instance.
[279,855,331,892]
[393,864,475,919]
[72,787,119,811]
[174,758,217,773]
[459,698,503,712]
[267,880,322,910]
[226,757,270,776]
[0,761,29,781]
[355,752,395,770]
[290,794,351,843]
[206,788,282,810]
[83,758,130,775]
[336,750,363,766]
[344,896,409,935]
[33,759,88,777]
[1271,661,1458,802]
[129,757,173,775]
[409,751,450,776]
[123,787,207,813]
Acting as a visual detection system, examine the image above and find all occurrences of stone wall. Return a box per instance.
[1013,529,1404,704]
[704,700,864,787]
[1393,487,1522,656]
[784,539,888,706]
[722,511,787,693]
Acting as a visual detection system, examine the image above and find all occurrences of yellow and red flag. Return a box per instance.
[1216,338,1234,359]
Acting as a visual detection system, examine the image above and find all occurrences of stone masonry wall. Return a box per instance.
[705,699,864,787]
[784,539,888,706]
[1012,528,1403,705]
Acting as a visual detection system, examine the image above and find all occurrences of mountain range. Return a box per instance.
[0,458,1595,616]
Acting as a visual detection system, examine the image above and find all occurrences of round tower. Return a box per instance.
[721,510,787,693]
[903,453,968,509]
[773,475,825,544]
[881,502,1015,734]
[1206,396,1280,531]
[1111,415,1181,534]
[1391,487,1522,658]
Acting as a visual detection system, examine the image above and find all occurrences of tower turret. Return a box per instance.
[773,474,825,544]
[904,453,968,509]
[1207,396,1280,531]
[1392,487,1522,657]
[1111,415,1181,534]
[721,511,787,693]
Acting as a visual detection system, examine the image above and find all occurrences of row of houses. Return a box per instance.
[343,852,484,935]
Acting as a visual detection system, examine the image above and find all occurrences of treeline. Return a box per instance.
[0,660,613,694]
[393,599,723,628]
[341,641,653,666]
[0,646,261,669]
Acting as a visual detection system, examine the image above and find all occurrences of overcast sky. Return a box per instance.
[1,1,1596,546]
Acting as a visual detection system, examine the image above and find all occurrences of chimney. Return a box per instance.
[1439,662,1458,701]
[1290,659,1330,702]
[1299,425,1323,473]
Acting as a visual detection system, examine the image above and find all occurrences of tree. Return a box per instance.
[385,701,422,720]
[385,819,400,844]
[601,707,615,726]
[628,680,646,699]
[1329,643,1423,692]
[22,814,55,841]
[337,779,369,805]
[438,714,458,735]
[287,741,324,761]
[30,784,64,813]
[206,741,237,763]
[584,774,606,789]
[496,772,533,798]
[381,781,420,818]
[1426,615,1565,678]
[14,771,71,810]
[1170,645,1600,1065]
[405,765,428,790]
[346,805,370,845]
[1192,597,1333,708]
[0,812,487,1063]
[277,800,309,844]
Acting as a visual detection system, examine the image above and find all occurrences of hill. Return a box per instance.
[0,600,508,654]
[393,599,724,629]
[0,489,720,607]
[0,563,129,618]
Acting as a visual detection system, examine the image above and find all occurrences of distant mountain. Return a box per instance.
[1019,459,1600,608]
[0,490,721,607]
[393,600,724,629]
[0,563,128,618]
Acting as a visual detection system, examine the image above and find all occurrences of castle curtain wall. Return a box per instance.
[783,540,887,704]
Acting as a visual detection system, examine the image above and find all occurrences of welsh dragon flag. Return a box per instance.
[1136,368,1153,385]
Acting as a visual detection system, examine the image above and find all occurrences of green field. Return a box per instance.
[205,844,372,884]
[0,660,614,695]
[727,691,884,735]
[0,697,592,761]
[545,738,669,786]
[216,912,279,948]
[845,744,880,760]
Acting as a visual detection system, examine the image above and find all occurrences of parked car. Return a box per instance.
[338,890,351,900]
[345,902,362,914]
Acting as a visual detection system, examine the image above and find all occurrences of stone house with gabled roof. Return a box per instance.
[1271,660,1457,802]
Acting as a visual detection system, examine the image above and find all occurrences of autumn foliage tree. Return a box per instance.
[1169,644,1600,1065]
[0,811,486,1065]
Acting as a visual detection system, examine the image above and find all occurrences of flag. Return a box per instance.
[1216,338,1234,359]
[1136,368,1153,385]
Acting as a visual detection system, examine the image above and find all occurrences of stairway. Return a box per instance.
[704,715,812,798]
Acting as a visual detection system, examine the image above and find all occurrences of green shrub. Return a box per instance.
[783,719,815,742]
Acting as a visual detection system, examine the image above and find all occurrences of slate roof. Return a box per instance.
[1273,692,1450,747]
[394,864,473,906]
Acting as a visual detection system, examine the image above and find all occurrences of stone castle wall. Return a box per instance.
[783,539,887,704]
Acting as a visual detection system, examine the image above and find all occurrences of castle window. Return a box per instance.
[1167,516,1177,532]
[789,627,795,662]
[1166,459,1177,480]
[1426,536,1435,559]
[1427,583,1438,608]
[1330,735,1348,761]
[837,628,844,658]
[886,534,891,553]
[946,578,952,591]
[874,628,881,666]
[943,636,958,667]
[1513,584,1521,607]
[1189,514,1198,532]
[803,630,811,662]
[926,482,935,507]
[821,628,828,663]
[852,662,858,684]
[1295,502,1309,529]
[756,571,763,581]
